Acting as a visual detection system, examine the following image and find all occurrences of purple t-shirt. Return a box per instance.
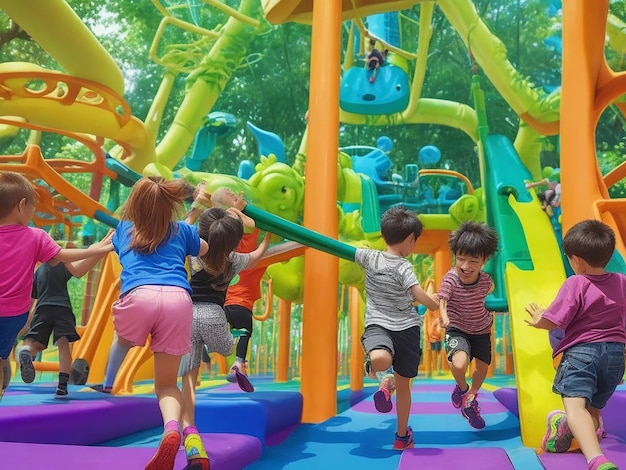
[0,225,61,316]
[543,272,626,357]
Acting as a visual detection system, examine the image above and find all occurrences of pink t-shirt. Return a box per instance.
[0,225,61,317]
[543,272,626,357]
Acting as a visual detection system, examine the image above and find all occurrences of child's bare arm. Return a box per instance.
[439,299,450,327]
[64,232,114,277]
[525,302,558,330]
[244,232,272,270]
[411,284,439,311]
[51,231,113,263]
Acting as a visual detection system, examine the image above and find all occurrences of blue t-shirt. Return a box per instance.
[113,220,201,295]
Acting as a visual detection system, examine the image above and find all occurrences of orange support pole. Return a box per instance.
[349,287,364,392]
[300,0,341,423]
[275,298,291,383]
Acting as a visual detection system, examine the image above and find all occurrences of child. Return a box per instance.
[17,250,106,398]
[109,176,208,470]
[179,206,271,469]
[211,187,267,391]
[437,221,499,430]
[91,182,211,395]
[0,171,113,400]
[355,206,439,450]
[526,219,626,470]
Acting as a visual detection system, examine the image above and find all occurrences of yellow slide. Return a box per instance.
[504,194,566,447]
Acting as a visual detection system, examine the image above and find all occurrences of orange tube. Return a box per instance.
[300,0,341,423]
[275,299,291,383]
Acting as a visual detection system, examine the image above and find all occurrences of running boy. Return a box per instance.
[17,250,107,398]
[526,219,626,470]
[356,206,439,450]
[0,171,113,400]
[438,221,499,429]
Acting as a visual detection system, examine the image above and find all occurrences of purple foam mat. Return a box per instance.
[0,433,262,470]
[0,396,162,445]
[399,447,515,469]
[538,436,626,469]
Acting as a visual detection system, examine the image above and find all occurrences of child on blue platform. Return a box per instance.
[179,206,271,470]
[438,221,499,430]
[356,206,439,450]
[109,177,208,470]
[526,219,626,470]
[0,171,113,401]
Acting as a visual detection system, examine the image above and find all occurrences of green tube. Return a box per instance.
[243,204,356,261]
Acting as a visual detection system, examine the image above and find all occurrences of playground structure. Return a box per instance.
[1,0,626,468]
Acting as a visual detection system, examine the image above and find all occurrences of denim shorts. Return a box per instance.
[553,342,625,409]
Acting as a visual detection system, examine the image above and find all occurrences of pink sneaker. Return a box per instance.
[145,429,181,470]
[461,393,485,429]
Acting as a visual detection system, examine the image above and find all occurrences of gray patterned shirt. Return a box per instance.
[355,248,422,331]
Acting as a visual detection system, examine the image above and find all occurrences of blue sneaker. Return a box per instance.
[461,393,486,429]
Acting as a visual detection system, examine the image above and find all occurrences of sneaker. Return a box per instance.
[228,363,254,392]
[364,357,374,379]
[588,455,618,470]
[541,410,573,453]
[18,349,35,384]
[393,426,414,450]
[373,373,395,413]
[145,429,181,470]
[54,387,69,400]
[461,393,486,429]
[451,384,469,409]
[184,433,210,470]
[90,384,113,394]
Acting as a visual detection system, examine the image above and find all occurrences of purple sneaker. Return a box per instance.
[461,393,486,429]
[373,374,395,413]
[451,384,469,409]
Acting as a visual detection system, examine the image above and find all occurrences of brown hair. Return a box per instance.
[121,177,187,254]
[197,207,244,286]
[380,206,423,245]
[448,221,499,259]
[0,171,36,219]
[562,219,615,268]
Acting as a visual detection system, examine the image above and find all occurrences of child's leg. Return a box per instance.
[102,335,133,390]
[449,350,470,390]
[368,348,393,377]
[468,358,489,395]
[394,374,412,437]
[146,351,183,470]
[563,396,603,462]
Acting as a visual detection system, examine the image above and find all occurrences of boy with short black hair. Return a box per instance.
[356,206,438,450]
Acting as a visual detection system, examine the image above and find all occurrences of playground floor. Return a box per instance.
[2,372,626,469]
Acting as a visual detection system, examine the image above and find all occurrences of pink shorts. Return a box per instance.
[112,286,192,356]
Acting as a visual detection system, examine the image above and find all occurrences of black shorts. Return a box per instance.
[444,327,491,365]
[24,305,80,347]
[361,324,421,378]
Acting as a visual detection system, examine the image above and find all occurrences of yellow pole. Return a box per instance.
[275,299,291,382]
[349,287,364,391]
[300,0,341,423]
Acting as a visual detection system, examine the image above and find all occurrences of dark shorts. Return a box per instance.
[0,312,29,359]
[361,324,421,378]
[24,306,80,347]
[444,327,491,365]
[553,342,625,409]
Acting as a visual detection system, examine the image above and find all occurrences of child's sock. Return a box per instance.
[183,425,199,439]
[588,454,618,470]
[184,432,210,470]
[58,372,69,388]
[164,420,179,434]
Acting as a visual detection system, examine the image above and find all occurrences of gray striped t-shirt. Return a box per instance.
[355,248,423,331]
